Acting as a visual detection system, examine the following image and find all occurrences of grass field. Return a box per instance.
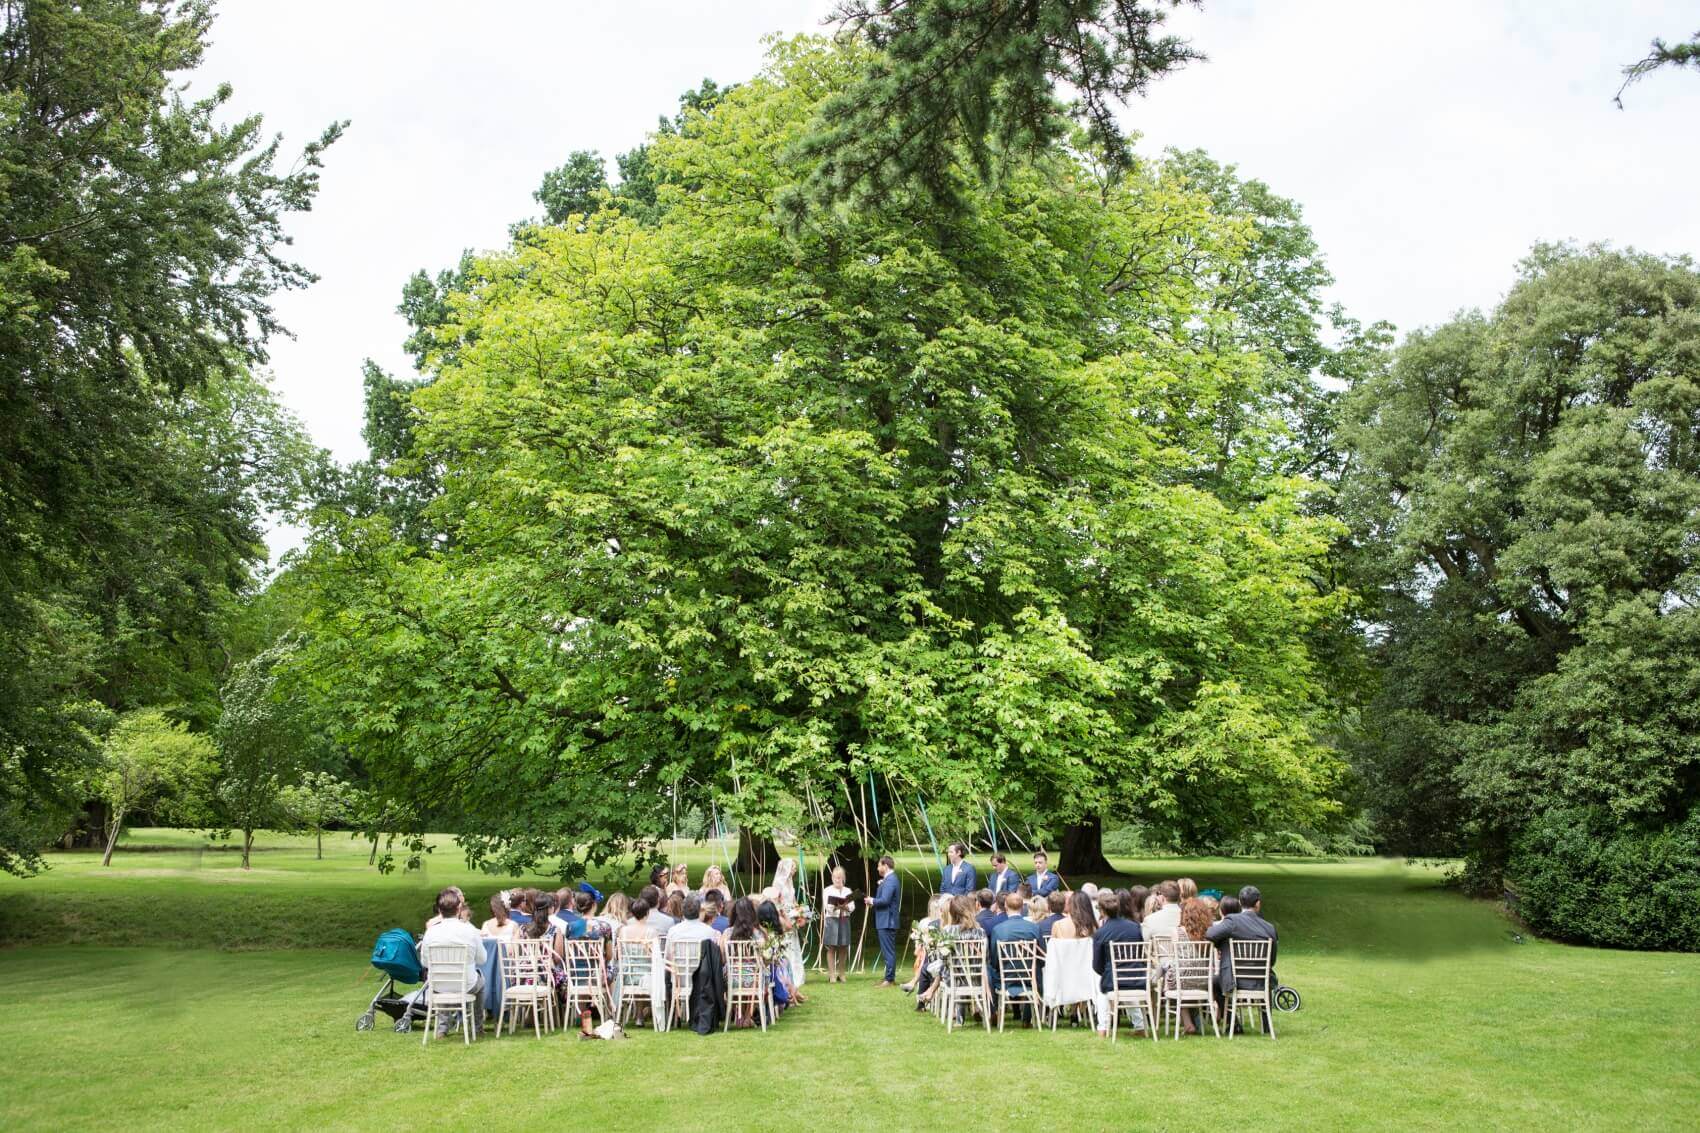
[1,830,1695,1132]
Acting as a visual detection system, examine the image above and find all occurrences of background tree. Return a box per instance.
[1616,28,1699,105]
[788,0,1202,217]
[279,771,356,860]
[94,709,218,866]
[0,0,339,872]
[298,37,1350,880]
[215,640,321,868]
[1339,245,1700,944]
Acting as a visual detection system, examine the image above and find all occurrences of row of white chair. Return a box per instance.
[924,937,1276,1041]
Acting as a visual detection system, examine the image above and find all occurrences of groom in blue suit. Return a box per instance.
[940,842,977,896]
[866,855,902,986]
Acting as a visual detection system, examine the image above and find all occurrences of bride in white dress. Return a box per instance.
[771,859,808,994]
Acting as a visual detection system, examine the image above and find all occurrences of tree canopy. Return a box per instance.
[298,37,1351,878]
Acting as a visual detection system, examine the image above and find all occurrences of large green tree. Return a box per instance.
[300,38,1348,879]
[1339,245,1700,887]
[0,0,338,873]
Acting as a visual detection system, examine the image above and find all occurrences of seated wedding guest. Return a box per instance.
[988,852,1021,896]
[705,890,729,932]
[620,897,657,942]
[424,886,465,931]
[601,891,631,933]
[1158,879,1182,906]
[1091,887,1145,1037]
[649,864,669,890]
[700,865,729,898]
[668,863,691,895]
[1128,885,1150,924]
[988,892,1042,1004]
[422,890,488,1025]
[1116,888,1137,921]
[1206,885,1278,1028]
[916,895,977,1009]
[668,893,717,948]
[571,892,607,939]
[1078,882,1103,925]
[1028,850,1061,897]
[481,893,518,942]
[940,841,977,896]
[551,887,583,936]
[723,896,763,1029]
[1143,890,1181,940]
[1180,895,1219,943]
[507,889,534,927]
[1036,891,1067,938]
[1178,877,1199,902]
[1051,890,1097,941]
[975,889,1006,936]
[757,900,802,1007]
[640,885,676,937]
[662,891,685,936]
[903,893,947,994]
[1219,895,1242,916]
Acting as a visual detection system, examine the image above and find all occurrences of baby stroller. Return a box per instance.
[358,927,427,1033]
[1274,983,1301,1012]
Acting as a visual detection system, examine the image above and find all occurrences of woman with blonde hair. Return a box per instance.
[700,864,729,899]
[1177,877,1199,901]
[667,862,690,895]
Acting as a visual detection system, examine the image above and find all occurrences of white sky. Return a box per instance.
[194,2,1700,557]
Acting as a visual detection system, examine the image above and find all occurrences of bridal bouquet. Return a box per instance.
[789,904,814,927]
[758,935,788,965]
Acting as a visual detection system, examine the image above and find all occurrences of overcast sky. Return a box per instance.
[193,2,1700,557]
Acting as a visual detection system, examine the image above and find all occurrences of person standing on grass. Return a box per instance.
[1029,851,1061,898]
[940,842,976,896]
[988,852,1021,897]
[822,865,853,983]
[866,855,901,986]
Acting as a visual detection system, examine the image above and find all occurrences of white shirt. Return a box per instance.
[1143,904,1181,939]
[648,910,677,938]
[823,884,852,918]
[421,917,487,986]
[669,919,717,947]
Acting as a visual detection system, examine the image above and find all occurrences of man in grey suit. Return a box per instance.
[1205,885,1278,1032]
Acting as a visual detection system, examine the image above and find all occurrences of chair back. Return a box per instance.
[1108,939,1149,992]
[421,941,474,999]
[1228,938,1272,989]
[947,936,987,986]
[995,939,1040,995]
[723,939,764,995]
[501,938,545,987]
[617,940,655,989]
[1171,938,1214,996]
[561,939,606,993]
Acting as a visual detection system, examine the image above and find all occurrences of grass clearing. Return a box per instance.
[0,831,1695,1131]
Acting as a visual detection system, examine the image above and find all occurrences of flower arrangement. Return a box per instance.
[757,934,788,965]
[789,904,814,927]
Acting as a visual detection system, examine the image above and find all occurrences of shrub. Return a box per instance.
[1507,807,1700,951]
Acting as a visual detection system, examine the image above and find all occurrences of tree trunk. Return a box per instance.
[316,828,323,860]
[734,826,777,887]
[368,832,379,866]
[100,807,125,867]
[241,828,254,870]
[1058,816,1114,879]
[829,839,868,893]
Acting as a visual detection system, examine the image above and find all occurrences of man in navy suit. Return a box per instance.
[1028,850,1061,898]
[1091,888,1146,1036]
[987,852,1022,897]
[865,854,902,986]
[974,888,1006,936]
[987,892,1042,995]
[940,842,976,896]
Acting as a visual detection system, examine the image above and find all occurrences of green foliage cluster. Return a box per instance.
[93,709,218,865]
[300,37,1355,879]
[1338,245,1700,944]
[1507,808,1700,951]
[0,0,338,873]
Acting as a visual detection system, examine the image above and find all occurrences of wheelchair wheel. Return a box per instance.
[1274,986,1300,1012]
[356,1012,375,1031]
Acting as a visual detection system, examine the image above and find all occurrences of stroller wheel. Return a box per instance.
[1274,986,1300,1012]
[356,1012,375,1031]
[394,1015,413,1033]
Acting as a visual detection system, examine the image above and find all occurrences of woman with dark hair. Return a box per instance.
[1050,890,1097,940]
[649,864,669,891]
[725,896,760,943]
[481,893,517,942]
[1128,885,1150,924]
[1117,888,1137,922]
[757,899,799,1010]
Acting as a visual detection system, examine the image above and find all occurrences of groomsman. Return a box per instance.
[987,852,1022,896]
[1028,850,1061,898]
[940,842,977,896]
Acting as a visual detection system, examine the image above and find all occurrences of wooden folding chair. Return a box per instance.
[496,938,555,1038]
[724,939,771,1032]
[561,938,611,1025]
[995,939,1044,1030]
[616,939,663,1031]
[942,938,991,1033]
[1158,939,1220,1039]
[1227,938,1276,1039]
[1106,940,1154,1042]
[420,942,478,1046]
[667,939,702,1031]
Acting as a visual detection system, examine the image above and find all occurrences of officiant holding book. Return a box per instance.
[822,865,853,983]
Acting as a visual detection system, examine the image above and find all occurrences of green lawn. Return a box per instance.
[0,830,1695,1132]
